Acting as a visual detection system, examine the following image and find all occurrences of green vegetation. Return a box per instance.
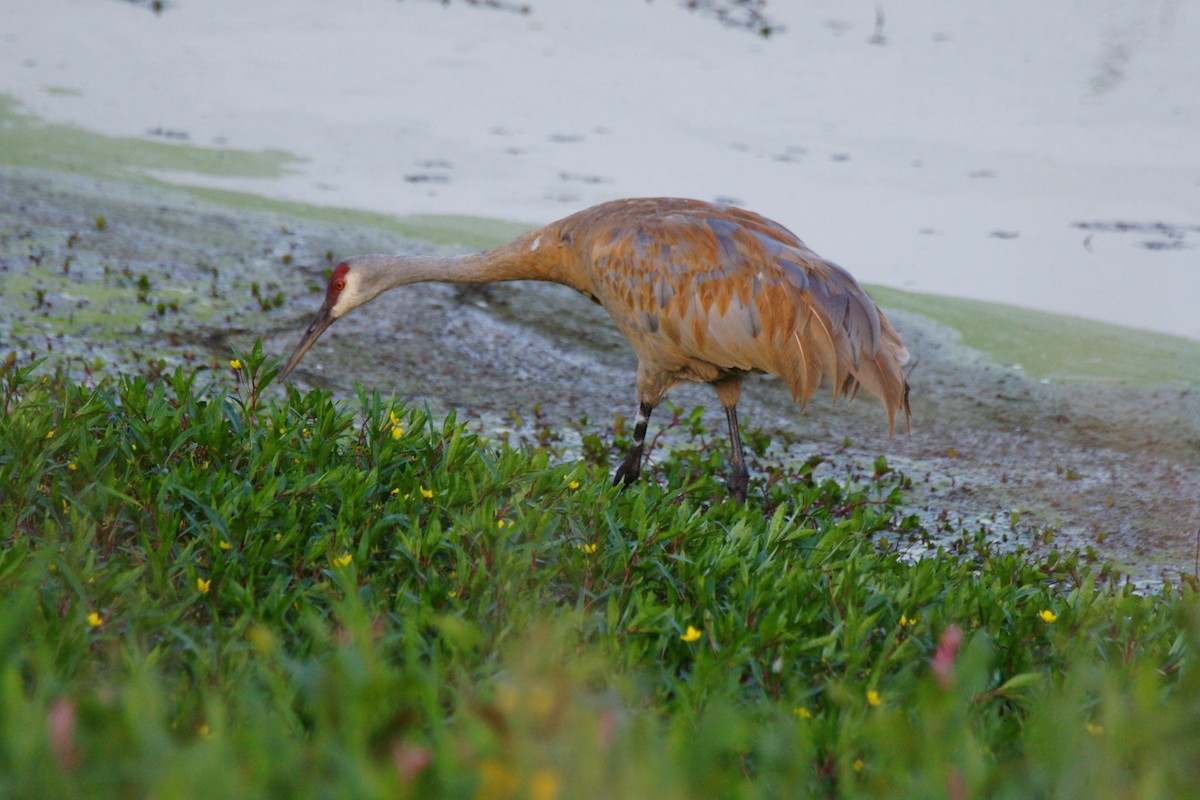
[2,343,1198,799]
[868,285,1200,385]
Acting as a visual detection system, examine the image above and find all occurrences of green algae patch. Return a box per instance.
[869,285,1200,386]
[0,93,303,183]
[1,93,532,251]
[42,86,83,98]
[180,186,534,250]
[1,271,148,337]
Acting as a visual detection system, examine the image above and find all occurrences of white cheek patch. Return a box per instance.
[530,235,542,252]
[331,274,359,318]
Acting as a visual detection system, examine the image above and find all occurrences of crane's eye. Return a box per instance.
[333,279,346,292]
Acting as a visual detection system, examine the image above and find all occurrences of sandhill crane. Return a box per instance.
[280,197,910,502]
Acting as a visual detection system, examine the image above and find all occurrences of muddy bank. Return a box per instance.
[2,165,1197,585]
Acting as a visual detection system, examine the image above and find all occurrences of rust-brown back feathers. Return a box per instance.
[547,198,910,431]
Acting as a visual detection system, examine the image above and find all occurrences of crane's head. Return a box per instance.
[279,261,360,380]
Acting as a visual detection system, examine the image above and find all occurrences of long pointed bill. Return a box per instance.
[279,303,335,381]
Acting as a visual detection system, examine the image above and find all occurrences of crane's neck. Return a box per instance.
[341,229,588,315]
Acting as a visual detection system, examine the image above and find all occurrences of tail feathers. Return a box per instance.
[783,300,910,434]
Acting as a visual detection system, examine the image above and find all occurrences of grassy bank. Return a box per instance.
[1,344,1198,799]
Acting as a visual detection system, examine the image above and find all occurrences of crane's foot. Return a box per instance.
[612,456,641,488]
[726,467,749,504]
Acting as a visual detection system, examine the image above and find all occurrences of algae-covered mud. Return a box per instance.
[2,163,1197,586]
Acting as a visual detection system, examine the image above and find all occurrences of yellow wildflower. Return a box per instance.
[900,613,915,627]
[420,486,434,499]
[867,690,882,707]
[197,723,212,739]
[219,539,232,551]
[680,625,702,643]
[794,706,813,720]
[197,577,211,594]
[580,542,598,555]
[529,769,562,800]
[389,411,401,426]
[853,758,864,772]
[333,553,352,568]
[390,487,401,496]
[1039,609,1058,623]
[46,430,55,439]
[229,359,242,369]
[278,427,286,435]
[68,462,77,471]
[391,426,403,439]
[1086,722,1104,736]
[496,519,506,529]
[87,612,102,628]
[567,480,580,490]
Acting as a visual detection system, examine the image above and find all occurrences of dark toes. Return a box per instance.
[613,461,640,487]
[727,471,749,503]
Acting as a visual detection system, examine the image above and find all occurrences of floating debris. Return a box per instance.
[1073,220,1199,251]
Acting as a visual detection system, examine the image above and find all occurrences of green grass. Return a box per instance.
[2,343,1198,799]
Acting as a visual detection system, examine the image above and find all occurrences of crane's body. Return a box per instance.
[281,197,910,501]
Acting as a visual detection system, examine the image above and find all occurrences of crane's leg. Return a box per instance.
[723,404,749,503]
[713,377,748,503]
[613,401,654,487]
